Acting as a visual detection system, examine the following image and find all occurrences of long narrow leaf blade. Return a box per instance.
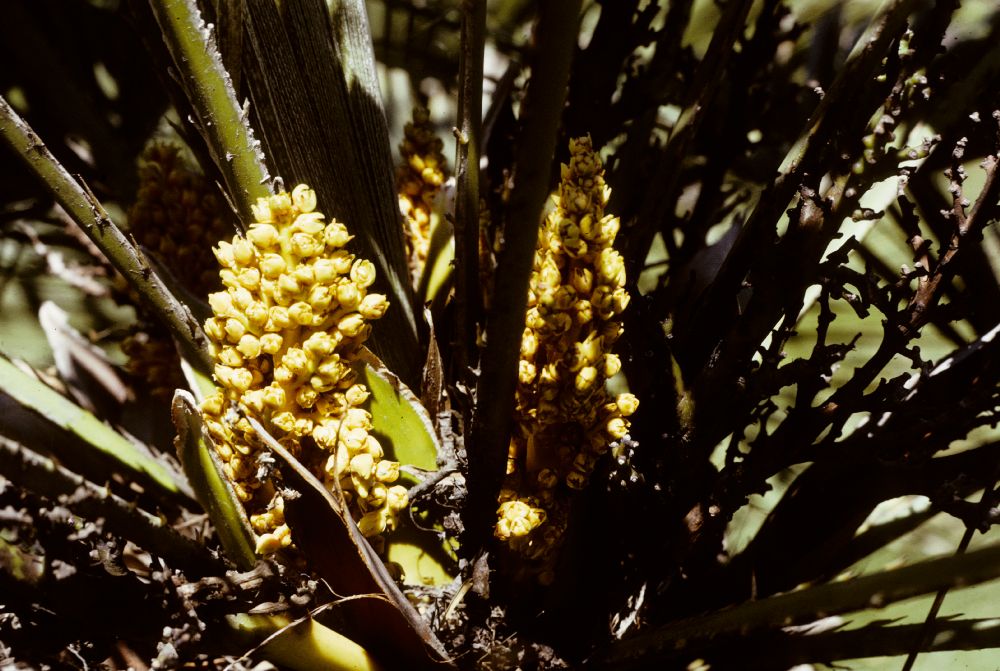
[172,390,257,570]
[0,354,191,501]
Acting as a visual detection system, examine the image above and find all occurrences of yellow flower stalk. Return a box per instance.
[124,142,233,398]
[397,107,447,282]
[496,137,638,579]
[199,184,408,555]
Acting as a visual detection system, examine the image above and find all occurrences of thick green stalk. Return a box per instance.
[0,95,212,375]
[465,0,583,552]
[150,0,272,223]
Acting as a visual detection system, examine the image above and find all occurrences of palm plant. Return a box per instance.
[2,1,1000,669]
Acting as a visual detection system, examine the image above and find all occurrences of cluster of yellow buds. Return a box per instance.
[397,107,447,282]
[496,136,638,577]
[198,184,409,555]
[129,142,233,296]
[120,330,182,400]
[123,142,233,398]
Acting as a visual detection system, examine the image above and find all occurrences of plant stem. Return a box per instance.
[465,0,583,552]
[453,0,486,382]
[0,438,222,577]
[0,95,213,375]
[150,0,272,223]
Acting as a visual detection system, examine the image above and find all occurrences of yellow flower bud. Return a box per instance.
[374,460,399,482]
[268,306,292,330]
[262,384,285,408]
[259,253,286,279]
[224,318,247,343]
[247,223,280,248]
[359,293,389,320]
[255,532,283,556]
[201,392,224,416]
[616,393,639,416]
[291,184,317,213]
[312,258,338,284]
[289,301,314,326]
[208,291,235,318]
[237,268,261,289]
[358,509,388,537]
[350,453,375,480]
[598,248,626,286]
[245,302,269,331]
[350,259,377,288]
[232,237,255,266]
[292,212,325,235]
[237,334,262,359]
[336,282,361,310]
[387,485,407,511]
[364,435,384,460]
[218,347,243,368]
[519,360,537,384]
[278,273,301,298]
[339,427,367,453]
[605,353,622,378]
[312,425,336,449]
[329,250,354,274]
[290,232,322,258]
[260,333,283,354]
[345,384,370,406]
[271,411,296,434]
[232,287,254,311]
[295,385,318,409]
[282,348,312,377]
[575,366,598,392]
[214,241,236,268]
[292,264,315,287]
[229,367,254,392]
[303,332,335,357]
[338,313,366,337]
[606,416,628,439]
[570,267,593,295]
[343,407,372,431]
[324,222,352,249]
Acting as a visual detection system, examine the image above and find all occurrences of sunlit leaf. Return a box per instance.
[0,353,191,501]
[171,390,256,570]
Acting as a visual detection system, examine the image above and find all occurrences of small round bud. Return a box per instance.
[350,259,377,288]
[292,184,317,212]
[247,223,280,248]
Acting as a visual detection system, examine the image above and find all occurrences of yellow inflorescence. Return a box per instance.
[124,142,233,398]
[397,107,447,281]
[199,184,408,554]
[496,137,638,577]
[129,142,233,297]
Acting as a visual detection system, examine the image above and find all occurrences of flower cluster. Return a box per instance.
[199,185,408,555]
[129,142,232,296]
[397,107,447,282]
[123,142,232,398]
[496,137,638,579]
